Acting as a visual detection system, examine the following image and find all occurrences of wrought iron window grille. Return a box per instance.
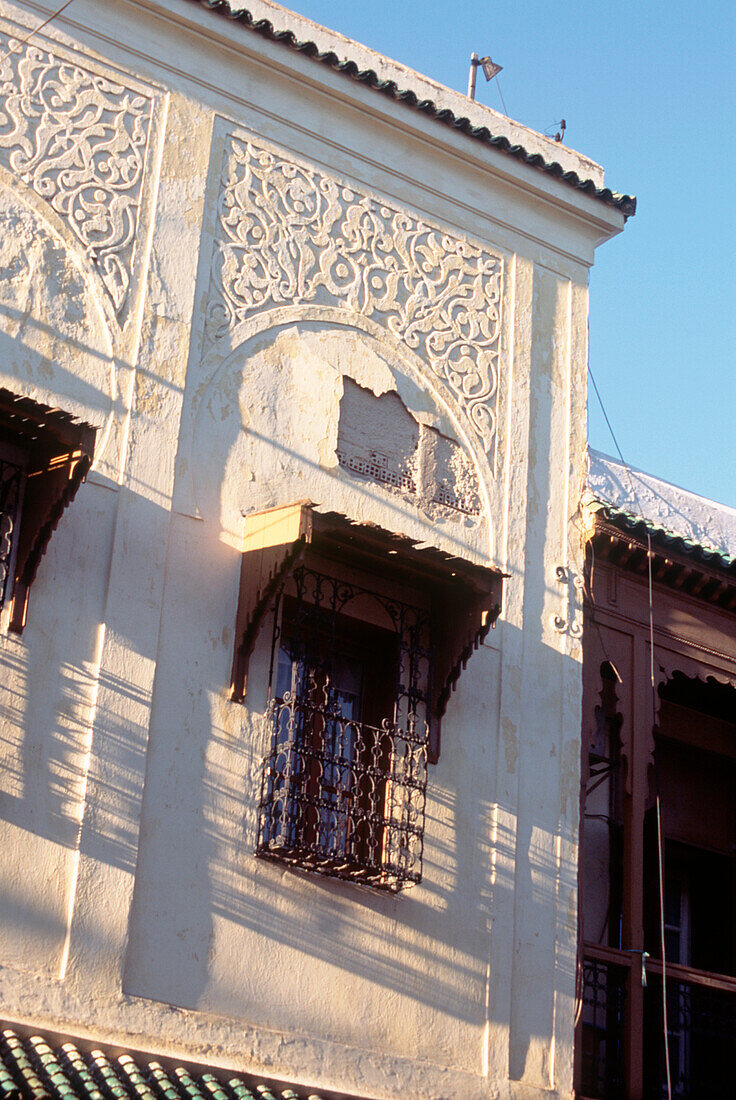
[256,565,431,891]
[0,454,24,612]
[579,955,626,1099]
[644,975,736,1099]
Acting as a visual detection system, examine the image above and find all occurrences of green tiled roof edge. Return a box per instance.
[0,1028,358,1100]
[590,499,736,574]
[188,0,636,218]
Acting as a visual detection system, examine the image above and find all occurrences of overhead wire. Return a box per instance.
[494,74,509,118]
[588,364,673,1100]
[0,0,77,68]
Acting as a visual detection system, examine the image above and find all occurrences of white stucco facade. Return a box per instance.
[0,2,630,1097]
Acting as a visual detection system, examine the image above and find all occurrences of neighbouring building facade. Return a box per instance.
[577,452,736,1100]
[0,2,634,1099]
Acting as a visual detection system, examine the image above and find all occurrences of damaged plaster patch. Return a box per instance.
[336,378,481,519]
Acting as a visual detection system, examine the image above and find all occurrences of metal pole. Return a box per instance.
[467,52,478,99]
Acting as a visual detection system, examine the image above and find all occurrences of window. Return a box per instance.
[579,662,736,1098]
[0,389,96,630]
[231,503,503,891]
[258,566,430,889]
[0,441,26,612]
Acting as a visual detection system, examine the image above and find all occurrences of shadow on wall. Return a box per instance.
[0,315,580,1081]
[0,478,577,1075]
[119,604,574,1065]
[0,479,178,976]
[117,368,578,1078]
[118,346,505,1035]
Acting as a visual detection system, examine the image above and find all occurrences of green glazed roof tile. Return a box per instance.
[591,500,736,575]
[59,1046,104,1100]
[115,1056,157,1100]
[172,1067,206,1100]
[224,1079,256,1100]
[198,1074,230,1100]
[0,1057,21,1100]
[26,1039,75,1100]
[87,1051,129,1100]
[1,1031,50,1100]
[0,1029,363,1100]
[145,1063,180,1100]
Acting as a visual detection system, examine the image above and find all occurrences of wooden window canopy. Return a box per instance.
[230,501,504,762]
[0,389,96,631]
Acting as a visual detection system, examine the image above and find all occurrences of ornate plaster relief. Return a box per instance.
[206,132,504,458]
[0,29,155,319]
[0,177,119,475]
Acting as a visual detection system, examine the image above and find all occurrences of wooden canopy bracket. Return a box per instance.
[0,389,96,632]
[230,501,505,763]
[428,581,503,764]
[230,502,313,702]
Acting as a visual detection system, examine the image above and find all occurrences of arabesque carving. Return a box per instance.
[207,136,504,454]
[0,34,153,315]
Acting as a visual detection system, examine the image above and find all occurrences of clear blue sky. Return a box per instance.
[287,0,736,508]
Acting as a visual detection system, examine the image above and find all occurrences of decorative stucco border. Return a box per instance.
[0,13,165,331]
[203,124,505,462]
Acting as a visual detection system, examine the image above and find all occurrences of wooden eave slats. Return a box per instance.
[591,520,736,609]
[230,502,504,759]
[0,390,97,631]
[309,508,499,598]
[0,389,93,449]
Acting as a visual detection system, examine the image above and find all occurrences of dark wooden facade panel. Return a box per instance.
[577,521,736,1099]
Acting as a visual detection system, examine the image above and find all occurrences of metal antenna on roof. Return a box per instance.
[467,52,503,100]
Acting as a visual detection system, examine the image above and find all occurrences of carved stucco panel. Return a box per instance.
[206,134,504,457]
[0,31,154,318]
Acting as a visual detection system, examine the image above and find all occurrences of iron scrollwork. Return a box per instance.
[0,456,22,609]
[208,135,504,456]
[256,565,431,891]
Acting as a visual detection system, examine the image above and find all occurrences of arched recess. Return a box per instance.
[180,305,497,562]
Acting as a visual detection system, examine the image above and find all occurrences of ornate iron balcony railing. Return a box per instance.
[255,563,432,891]
[0,456,23,609]
[644,972,736,1099]
[256,693,428,890]
[579,949,736,1099]
[579,954,626,1099]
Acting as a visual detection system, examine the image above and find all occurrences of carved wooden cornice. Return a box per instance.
[589,509,736,612]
